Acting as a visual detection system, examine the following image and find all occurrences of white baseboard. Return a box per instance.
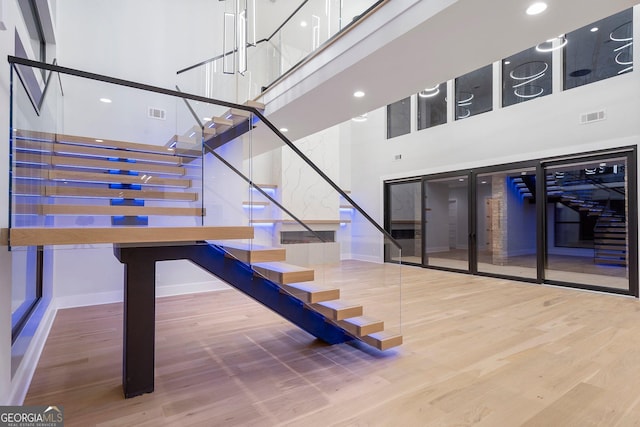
[8,299,58,405]
[156,281,229,298]
[56,290,124,310]
[55,282,230,309]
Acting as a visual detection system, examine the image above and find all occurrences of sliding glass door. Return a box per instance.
[475,166,538,279]
[544,154,636,293]
[385,147,637,296]
[424,174,470,271]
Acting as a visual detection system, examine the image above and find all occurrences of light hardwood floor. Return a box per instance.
[25,261,640,426]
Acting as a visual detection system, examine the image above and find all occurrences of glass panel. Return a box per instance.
[417,82,447,130]
[177,0,380,104]
[212,114,403,337]
[10,62,219,234]
[386,180,421,264]
[424,175,469,270]
[387,97,411,139]
[455,64,492,120]
[502,46,552,107]
[545,157,629,291]
[476,168,537,278]
[564,8,633,90]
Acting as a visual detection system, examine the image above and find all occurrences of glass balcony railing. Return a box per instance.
[177,0,384,103]
[8,56,403,347]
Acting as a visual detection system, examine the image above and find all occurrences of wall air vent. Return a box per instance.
[148,107,166,120]
[580,110,606,124]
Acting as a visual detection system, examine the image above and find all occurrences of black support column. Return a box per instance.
[113,244,192,398]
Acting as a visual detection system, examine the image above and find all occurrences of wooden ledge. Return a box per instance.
[0,228,8,246]
[8,226,254,246]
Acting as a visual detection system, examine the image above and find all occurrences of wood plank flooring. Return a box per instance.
[24,261,640,426]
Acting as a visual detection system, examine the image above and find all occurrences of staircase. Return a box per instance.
[593,214,627,266]
[11,124,403,351]
[214,242,402,350]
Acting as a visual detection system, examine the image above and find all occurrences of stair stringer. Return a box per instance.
[183,243,353,345]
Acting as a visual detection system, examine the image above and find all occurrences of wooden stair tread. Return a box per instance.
[15,169,193,188]
[244,100,265,110]
[312,300,363,321]
[224,108,252,124]
[204,116,234,131]
[339,316,384,337]
[361,331,404,351]
[16,204,204,217]
[16,139,188,165]
[252,262,314,284]
[8,226,254,246]
[38,186,198,201]
[280,282,340,303]
[218,242,286,263]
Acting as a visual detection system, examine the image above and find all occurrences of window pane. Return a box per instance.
[417,83,447,130]
[386,181,421,264]
[545,157,629,291]
[386,97,411,139]
[503,47,552,107]
[424,175,469,271]
[564,8,633,90]
[476,168,537,279]
[455,65,492,120]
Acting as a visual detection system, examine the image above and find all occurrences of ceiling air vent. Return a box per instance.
[148,107,166,120]
[580,110,605,125]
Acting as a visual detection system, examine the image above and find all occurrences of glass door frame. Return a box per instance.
[421,170,473,273]
[541,148,638,296]
[383,177,423,266]
[470,160,542,284]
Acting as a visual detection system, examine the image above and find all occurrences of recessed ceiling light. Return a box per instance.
[300,21,308,27]
[590,27,599,32]
[203,117,212,122]
[353,90,365,98]
[526,2,547,15]
[95,139,103,143]
[279,127,288,133]
[99,98,112,103]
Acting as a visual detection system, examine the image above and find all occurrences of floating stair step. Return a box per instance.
[338,316,384,337]
[43,186,198,201]
[252,262,314,284]
[280,282,340,303]
[243,100,265,110]
[9,226,254,246]
[204,116,234,134]
[16,204,204,217]
[223,108,252,125]
[243,201,270,207]
[312,300,363,321]
[218,243,286,263]
[361,331,404,351]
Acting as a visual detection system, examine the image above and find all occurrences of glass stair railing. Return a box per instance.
[8,56,403,351]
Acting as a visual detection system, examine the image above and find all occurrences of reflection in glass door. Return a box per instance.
[385,180,422,264]
[476,167,537,279]
[424,175,469,271]
[545,156,631,291]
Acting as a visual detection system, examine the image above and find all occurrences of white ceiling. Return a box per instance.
[259,0,639,141]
